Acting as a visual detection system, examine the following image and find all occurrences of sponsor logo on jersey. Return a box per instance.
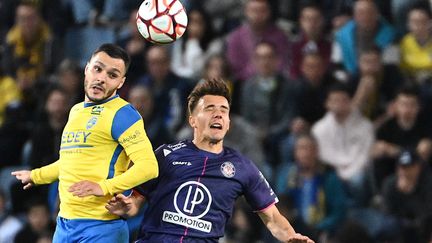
[162,181,212,233]
[220,162,236,178]
[172,161,192,166]
[91,105,104,115]
[163,149,172,156]
[60,131,92,150]
[118,130,142,144]
[167,142,186,151]
[86,116,98,129]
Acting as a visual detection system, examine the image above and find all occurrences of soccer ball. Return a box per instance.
[136,0,188,44]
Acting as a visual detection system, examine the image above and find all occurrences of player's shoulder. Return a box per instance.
[222,145,242,157]
[219,146,254,167]
[155,140,190,156]
[69,102,84,114]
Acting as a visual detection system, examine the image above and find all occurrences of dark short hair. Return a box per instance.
[408,1,432,19]
[396,84,420,99]
[187,79,231,115]
[327,82,354,98]
[91,43,131,74]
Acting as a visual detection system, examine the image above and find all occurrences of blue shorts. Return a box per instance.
[136,232,218,243]
[53,217,128,243]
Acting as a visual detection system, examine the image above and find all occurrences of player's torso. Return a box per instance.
[144,142,249,238]
[57,97,131,219]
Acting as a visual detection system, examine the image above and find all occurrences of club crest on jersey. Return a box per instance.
[86,116,98,129]
[220,162,236,178]
[91,105,104,115]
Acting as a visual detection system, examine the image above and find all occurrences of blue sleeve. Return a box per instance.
[242,158,278,211]
[111,104,142,140]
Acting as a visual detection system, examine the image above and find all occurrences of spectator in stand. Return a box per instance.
[0,71,21,128]
[27,87,69,169]
[351,46,404,125]
[136,46,192,134]
[117,9,149,88]
[312,83,374,208]
[14,200,55,243]
[55,59,84,106]
[128,85,174,148]
[240,41,297,169]
[371,85,432,189]
[275,134,347,241]
[289,3,331,80]
[63,0,140,27]
[0,189,23,243]
[331,0,397,76]
[190,0,245,34]
[399,3,432,85]
[0,103,29,171]
[226,0,290,81]
[279,52,335,165]
[382,149,432,243]
[294,52,334,126]
[398,2,432,121]
[170,5,223,81]
[2,1,58,81]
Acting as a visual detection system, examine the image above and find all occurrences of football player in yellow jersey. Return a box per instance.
[11,43,158,243]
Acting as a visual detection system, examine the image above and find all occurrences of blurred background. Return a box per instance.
[1,0,432,242]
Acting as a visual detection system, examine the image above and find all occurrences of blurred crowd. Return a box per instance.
[1,0,432,242]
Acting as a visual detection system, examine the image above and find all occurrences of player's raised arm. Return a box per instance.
[258,204,314,243]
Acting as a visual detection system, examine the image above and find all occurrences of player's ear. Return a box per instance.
[188,115,196,128]
[226,116,230,132]
[117,77,126,90]
[84,62,89,75]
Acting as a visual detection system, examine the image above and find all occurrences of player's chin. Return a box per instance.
[87,94,107,103]
[208,134,225,144]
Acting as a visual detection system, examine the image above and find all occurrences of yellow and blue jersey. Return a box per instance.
[31,95,158,220]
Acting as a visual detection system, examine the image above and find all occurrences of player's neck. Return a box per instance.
[192,138,224,154]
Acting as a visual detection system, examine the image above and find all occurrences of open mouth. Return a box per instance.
[91,85,104,92]
[210,123,222,130]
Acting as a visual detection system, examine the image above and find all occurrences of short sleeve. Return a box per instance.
[243,159,279,212]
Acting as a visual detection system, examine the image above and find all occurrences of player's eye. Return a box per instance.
[94,66,102,72]
[108,73,119,79]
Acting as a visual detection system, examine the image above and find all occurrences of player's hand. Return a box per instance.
[286,233,314,243]
[105,194,133,217]
[68,180,104,197]
[11,170,34,190]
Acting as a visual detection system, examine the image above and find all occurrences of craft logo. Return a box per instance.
[163,181,212,233]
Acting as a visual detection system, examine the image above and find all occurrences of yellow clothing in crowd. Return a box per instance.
[0,76,21,126]
[399,33,432,82]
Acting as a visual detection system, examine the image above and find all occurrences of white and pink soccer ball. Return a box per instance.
[136,0,188,44]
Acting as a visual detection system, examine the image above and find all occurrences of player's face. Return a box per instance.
[84,52,126,103]
[190,95,230,144]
